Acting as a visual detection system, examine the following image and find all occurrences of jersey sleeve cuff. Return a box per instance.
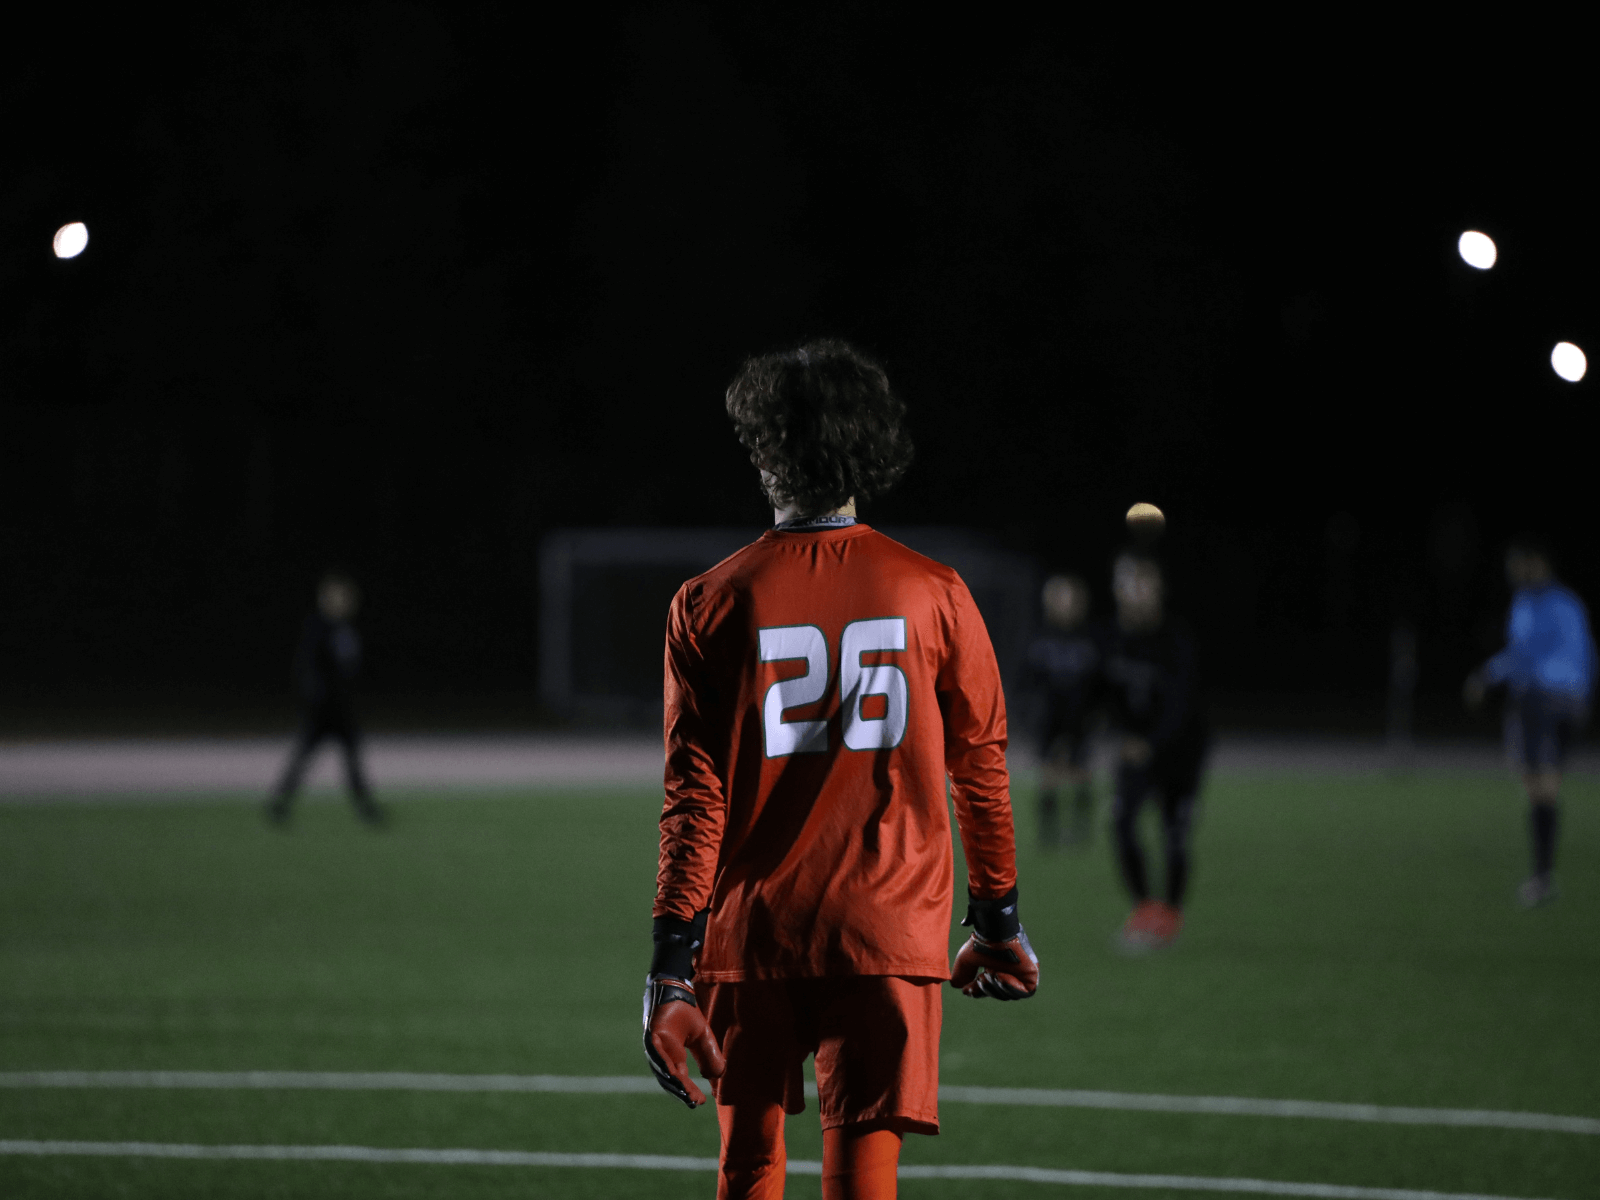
[649,910,709,980]
[963,886,1020,941]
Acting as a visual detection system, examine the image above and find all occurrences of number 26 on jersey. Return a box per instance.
[758,618,908,757]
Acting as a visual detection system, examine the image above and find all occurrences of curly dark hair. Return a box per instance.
[724,339,915,517]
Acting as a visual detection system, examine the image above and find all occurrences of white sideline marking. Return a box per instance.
[2,1072,1595,1136]
[0,1071,659,1095]
[0,1140,1559,1200]
[0,1140,713,1170]
[934,1086,1600,1136]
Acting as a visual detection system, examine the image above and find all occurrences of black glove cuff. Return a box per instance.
[963,887,1020,942]
[649,910,708,981]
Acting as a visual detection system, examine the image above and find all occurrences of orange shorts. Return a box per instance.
[697,976,942,1135]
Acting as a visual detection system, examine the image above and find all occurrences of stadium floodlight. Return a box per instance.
[1457,230,1496,270]
[1551,342,1587,383]
[53,222,89,259]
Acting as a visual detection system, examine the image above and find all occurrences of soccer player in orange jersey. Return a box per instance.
[641,340,1039,1200]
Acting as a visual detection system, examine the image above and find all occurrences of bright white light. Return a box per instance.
[1551,342,1587,383]
[53,222,89,259]
[1457,230,1496,270]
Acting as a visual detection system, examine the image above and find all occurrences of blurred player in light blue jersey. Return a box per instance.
[1465,536,1596,907]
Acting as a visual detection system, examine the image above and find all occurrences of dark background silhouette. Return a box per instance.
[2,7,1593,732]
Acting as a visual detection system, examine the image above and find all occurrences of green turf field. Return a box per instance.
[1,772,1596,1198]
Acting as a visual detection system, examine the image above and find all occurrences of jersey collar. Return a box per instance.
[773,514,858,533]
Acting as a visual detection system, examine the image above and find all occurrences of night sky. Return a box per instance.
[3,9,1594,730]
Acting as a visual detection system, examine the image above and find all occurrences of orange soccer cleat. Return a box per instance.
[1119,899,1185,952]
[1119,899,1164,951]
[1148,902,1184,947]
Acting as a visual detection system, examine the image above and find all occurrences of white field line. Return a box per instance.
[0,1071,660,1095]
[2,1072,1596,1136]
[934,1086,1600,1136]
[0,1139,1560,1200]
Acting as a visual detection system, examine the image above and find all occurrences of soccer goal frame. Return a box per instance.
[538,526,1038,725]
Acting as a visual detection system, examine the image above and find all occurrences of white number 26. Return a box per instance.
[758,618,908,757]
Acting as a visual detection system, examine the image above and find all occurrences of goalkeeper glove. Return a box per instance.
[642,912,725,1108]
[951,887,1040,1000]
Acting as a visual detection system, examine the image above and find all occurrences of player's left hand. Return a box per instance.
[642,975,725,1108]
[951,927,1040,1000]
[1121,737,1153,767]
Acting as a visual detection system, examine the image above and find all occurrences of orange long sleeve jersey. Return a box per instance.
[654,523,1018,982]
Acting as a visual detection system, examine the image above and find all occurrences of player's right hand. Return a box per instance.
[642,975,725,1108]
[951,928,1040,1000]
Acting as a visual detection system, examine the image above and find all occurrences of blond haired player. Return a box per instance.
[1102,547,1208,949]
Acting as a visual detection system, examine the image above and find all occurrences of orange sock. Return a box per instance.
[717,1102,787,1200]
[821,1125,903,1200]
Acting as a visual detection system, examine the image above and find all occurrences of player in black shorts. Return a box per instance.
[1026,573,1103,848]
[1464,536,1595,907]
[1102,550,1208,949]
[267,571,383,826]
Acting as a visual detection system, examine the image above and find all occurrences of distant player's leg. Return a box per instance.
[1113,765,1163,946]
[1526,783,1560,904]
[702,980,808,1200]
[1162,791,1196,910]
[332,711,382,824]
[1037,714,1066,848]
[1037,761,1062,849]
[1155,764,1200,944]
[1163,750,1205,900]
[814,976,940,1200]
[1518,691,1577,907]
[267,714,323,822]
[1065,731,1094,847]
[1112,763,1150,898]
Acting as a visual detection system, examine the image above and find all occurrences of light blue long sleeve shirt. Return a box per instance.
[1483,583,1596,700]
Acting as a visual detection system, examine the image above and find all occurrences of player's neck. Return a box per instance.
[773,499,857,527]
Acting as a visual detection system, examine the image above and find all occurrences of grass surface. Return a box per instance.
[1,772,1596,1198]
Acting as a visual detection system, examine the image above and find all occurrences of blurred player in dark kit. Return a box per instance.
[1103,550,1208,949]
[267,571,383,825]
[1464,536,1595,907]
[642,340,1037,1200]
[1026,574,1102,848]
